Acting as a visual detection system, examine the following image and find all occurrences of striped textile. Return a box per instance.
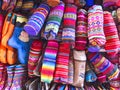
[88,5,106,47]
[41,40,59,83]
[0,64,5,82]
[54,43,70,83]
[87,52,119,80]
[10,65,27,90]
[104,11,120,57]
[5,65,15,90]
[62,4,77,47]
[44,1,65,40]
[24,3,50,36]
[108,53,119,64]
[110,78,120,89]
[28,39,43,77]
[75,9,87,50]
[0,65,7,90]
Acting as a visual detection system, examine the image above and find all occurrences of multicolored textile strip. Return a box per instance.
[24,3,50,36]
[44,1,65,40]
[88,5,106,47]
[62,4,77,47]
[41,40,59,83]
[75,9,87,50]
[104,11,120,57]
[54,43,70,83]
[28,39,43,77]
[10,65,27,90]
[87,52,119,80]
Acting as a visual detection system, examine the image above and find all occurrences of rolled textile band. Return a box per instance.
[87,52,119,80]
[88,5,106,47]
[75,9,87,50]
[24,3,50,36]
[44,1,65,40]
[62,4,77,46]
[108,65,119,80]
[98,59,111,72]
[104,11,120,57]
[54,43,70,83]
[28,39,43,77]
[94,57,105,67]
[41,40,59,83]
